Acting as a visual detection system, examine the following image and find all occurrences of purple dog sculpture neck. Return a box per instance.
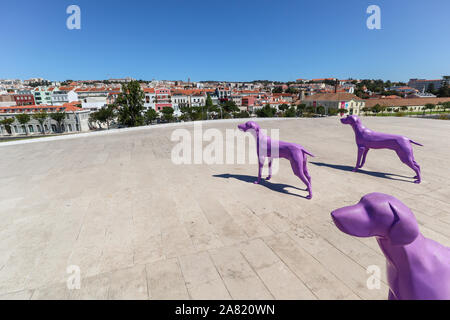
[331,193,450,300]
[340,115,423,183]
[238,121,314,199]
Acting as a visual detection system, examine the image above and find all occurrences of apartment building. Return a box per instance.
[408,78,446,92]
[143,88,156,110]
[51,86,78,105]
[0,103,90,136]
[154,88,172,111]
[75,87,111,110]
[303,93,365,115]
[33,87,54,105]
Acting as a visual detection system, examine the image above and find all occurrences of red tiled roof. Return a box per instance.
[57,86,75,91]
[303,93,363,101]
[364,97,450,108]
[0,103,83,113]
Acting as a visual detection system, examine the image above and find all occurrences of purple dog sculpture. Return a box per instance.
[331,193,450,300]
[238,121,314,199]
[340,115,423,183]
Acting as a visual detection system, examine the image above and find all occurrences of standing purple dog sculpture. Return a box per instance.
[340,115,423,183]
[331,193,450,300]
[238,121,314,199]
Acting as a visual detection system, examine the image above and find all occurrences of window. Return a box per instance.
[28,125,34,133]
[44,124,48,131]
[68,124,72,132]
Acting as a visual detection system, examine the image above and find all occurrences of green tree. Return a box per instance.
[424,103,435,114]
[145,108,158,124]
[116,81,145,127]
[89,112,101,129]
[50,111,66,133]
[372,104,382,114]
[305,106,314,115]
[0,117,15,134]
[161,107,174,122]
[328,107,339,116]
[437,84,450,97]
[317,105,325,116]
[179,104,194,121]
[361,107,371,115]
[233,110,250,118]
[296,104,306,117]
[441,101,450,112]
[94,105,116,129]
[222,100,239,113]
[278,104,289,113]
[256,104,277,118]
[272,87,283,93]
[16,113,31,135]
[284,106,297,117]
[32,111,48,134]
[205,94,213,110]
[285,87,299,94]
[204,95,219,119]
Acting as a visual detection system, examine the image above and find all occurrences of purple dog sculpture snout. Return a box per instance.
[341,115,423,183]
[331,193,450,300]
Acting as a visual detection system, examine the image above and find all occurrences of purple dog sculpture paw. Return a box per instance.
[238,121,314,199]
[340,115,422,183]
[331,193,450,300]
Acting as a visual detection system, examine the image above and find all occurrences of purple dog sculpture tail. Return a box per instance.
[340,115,423,183]
[409,140,423,147]
[302,150,315,157]
[331,193,450,300]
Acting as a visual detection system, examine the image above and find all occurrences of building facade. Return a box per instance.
[0,104,90,136]
[33,87,54,105]
[303,93,365,115]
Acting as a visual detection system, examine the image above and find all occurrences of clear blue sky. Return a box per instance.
[2,0,449,82]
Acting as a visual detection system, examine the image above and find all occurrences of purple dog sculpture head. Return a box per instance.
[340,114,361,126]
[331,192,419,245]
[331,193,450,300]
[238,121,260,133]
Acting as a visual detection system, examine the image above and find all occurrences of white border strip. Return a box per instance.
[0,118,292,147]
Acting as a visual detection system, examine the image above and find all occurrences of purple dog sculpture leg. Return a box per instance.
[359,148,369,169]
[341,115,422,183]
[256,155,265,184]
[331,193,450,300]
[266,158,273,180]
[238,121,314,199]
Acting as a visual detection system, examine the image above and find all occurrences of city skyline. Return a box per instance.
[2,0,450,82]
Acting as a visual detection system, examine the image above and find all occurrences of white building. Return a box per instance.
[0,104,91,136]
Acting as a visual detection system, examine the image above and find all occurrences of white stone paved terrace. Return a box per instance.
[0,117,449,300]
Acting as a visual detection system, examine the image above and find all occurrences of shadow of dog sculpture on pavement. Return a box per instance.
[238,121,314,199]
[340,115,423,183]
[331,192,450,300]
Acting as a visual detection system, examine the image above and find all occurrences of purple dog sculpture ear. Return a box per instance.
[388,202,419,246]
